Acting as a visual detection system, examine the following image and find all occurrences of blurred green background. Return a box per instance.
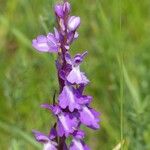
[0,0,150,149]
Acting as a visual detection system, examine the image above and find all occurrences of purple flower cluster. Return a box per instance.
[32,1,100,150]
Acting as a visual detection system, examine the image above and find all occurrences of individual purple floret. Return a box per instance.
[33,128,58,150]
[32,30,60,53]
[58,85,81,112]
[41,104,79,137]
[32,0,100,149]
[65,52,89,85]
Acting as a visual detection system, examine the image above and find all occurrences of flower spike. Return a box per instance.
[32,0,100,149]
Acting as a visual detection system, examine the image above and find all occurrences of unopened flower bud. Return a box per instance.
[54,4,64,18]
[63,2,71,14]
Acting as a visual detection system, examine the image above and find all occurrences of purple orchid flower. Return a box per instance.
[57,113,78,137]
[69,130,90,150]
[41,104,79,137]
[33,128,58,150]
[65,52,89,85]
[32,29,60,53]
[58,84,92,112]
[58,85,81,112]
[32,0,100,149]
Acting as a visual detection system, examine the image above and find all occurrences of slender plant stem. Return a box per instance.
[120,58,124,149]
[57,50,66,149]
[119,0,124,148]
[58,136,66,150]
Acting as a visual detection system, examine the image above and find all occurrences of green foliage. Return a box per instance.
[0,0,150,149]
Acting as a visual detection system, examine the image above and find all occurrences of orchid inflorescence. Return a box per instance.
[32,0,100,149]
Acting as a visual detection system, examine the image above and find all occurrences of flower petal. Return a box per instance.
[65,52,72,65]
[49,128,57,140]
[41,104,61,115]
[32,35,50,52]
[68,16,80,31]
[69,139,90,150]
[76,95,92,105]
[43,141,57,150]
[32,130,49,143]
[47,33,59,52]
[32,34,59,53]
[74,32,79,39]
[73,130,85,139]
[58,85,80,112]
[79,106,100,129]
[57,113,78,137]
[67,66,89,85]
[73,51,88,65]
[54,28,60,40]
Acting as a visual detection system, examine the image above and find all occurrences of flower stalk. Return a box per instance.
[32,0,100,149]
